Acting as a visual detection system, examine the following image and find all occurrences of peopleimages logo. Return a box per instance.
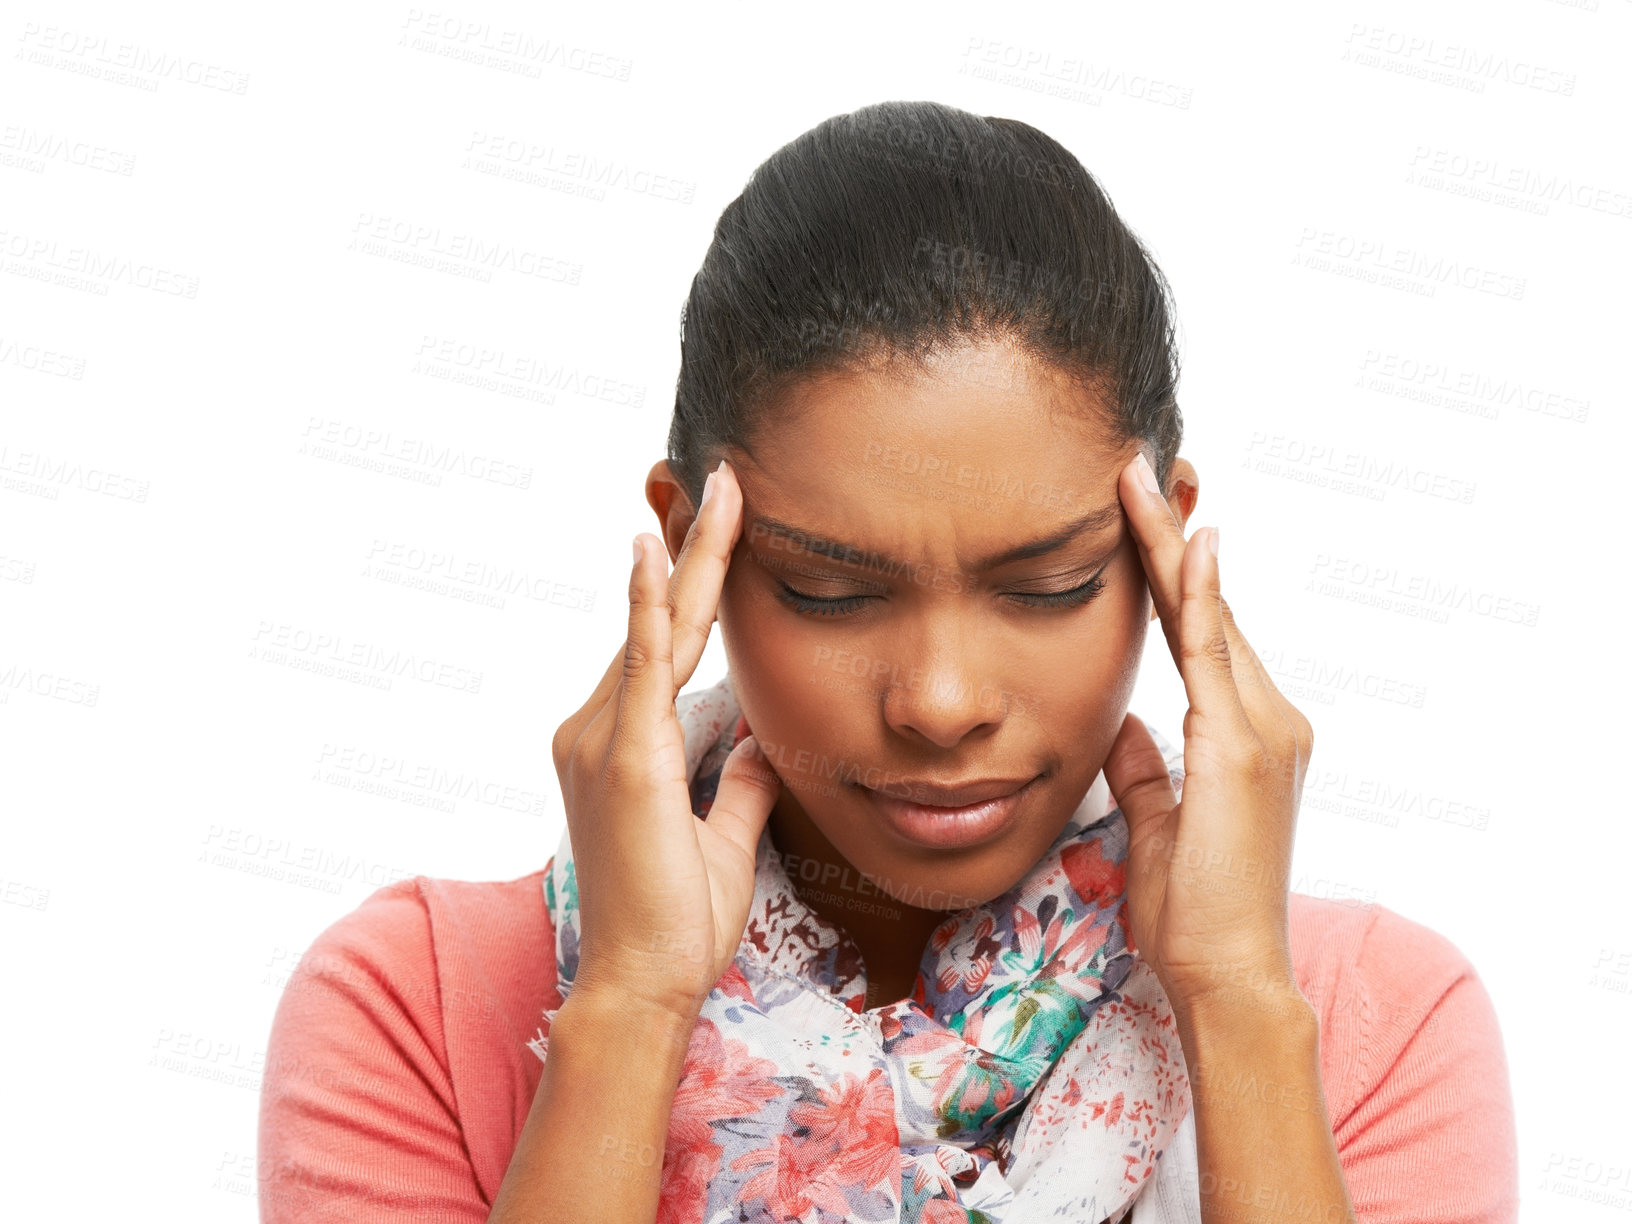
[0,228,200,298]
[16,23,252,94]
[298,417,533,490]
[249,620,484,694]
[0,444,150,502]
[397,10,633,81]
[1292,228,1526,301]
[1341,24,1577,96]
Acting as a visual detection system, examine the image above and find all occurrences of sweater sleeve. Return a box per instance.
[256,878,490,1223]
[1332,906,1520,1224]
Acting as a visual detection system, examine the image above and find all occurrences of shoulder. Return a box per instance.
[260,869,560,1215]
[1288,892,1475,1009]
[1287,894,1487,1113]
[1287,895,1519,1219]
[297,874,564,1044]
[291,869,556,1018]
[394,870,560,1018]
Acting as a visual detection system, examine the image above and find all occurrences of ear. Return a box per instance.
[1166,456,1199,526]
[1149,456,1200,622]
[644,460,698,564]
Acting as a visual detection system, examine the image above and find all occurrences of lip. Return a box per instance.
[862,775,1039,851]
[869,776,1038,808]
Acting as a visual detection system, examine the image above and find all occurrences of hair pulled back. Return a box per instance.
[666,99,1183,509]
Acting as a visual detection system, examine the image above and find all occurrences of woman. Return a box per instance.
[258,101,1518,1223]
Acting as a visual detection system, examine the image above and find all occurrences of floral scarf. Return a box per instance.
[530,672,1192,1223]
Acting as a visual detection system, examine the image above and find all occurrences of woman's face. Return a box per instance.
[658,336,1196,914]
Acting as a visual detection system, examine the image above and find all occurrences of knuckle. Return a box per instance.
[600,724,647,791]
[1180,628,1231,673]
[598,746,630,791]
[1264,734,1304,788]
[1291,708,1315,758]
[723,751,775,796]
[622,635,652,680]
[1234,732,1277,778]
[1247,748,1279,782]
[673,613,711,657]
[1178,593,1231,666]
[551,717,577,770]
[1278,718,1302,752]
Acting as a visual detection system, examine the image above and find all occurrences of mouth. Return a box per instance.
[859,774,1040,851]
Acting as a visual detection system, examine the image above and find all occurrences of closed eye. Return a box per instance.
[774,570,1109,618]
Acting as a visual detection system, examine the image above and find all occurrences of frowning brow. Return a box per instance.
[747,504,1122,575]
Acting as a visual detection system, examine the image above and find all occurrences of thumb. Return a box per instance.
[1102,712,1180,868]
[702,735,781,860]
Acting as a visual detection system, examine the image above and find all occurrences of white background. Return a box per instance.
[2,0,1628,1217]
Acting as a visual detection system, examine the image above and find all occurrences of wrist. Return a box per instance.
[1158,945,1301,1025]
[1173,988,1327,1135]
[1172,979,1317,1063]
[555,984,702,1053]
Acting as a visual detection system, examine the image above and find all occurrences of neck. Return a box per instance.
[767,788,949,1005]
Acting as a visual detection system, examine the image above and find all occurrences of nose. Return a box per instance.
[881,653,1004,749]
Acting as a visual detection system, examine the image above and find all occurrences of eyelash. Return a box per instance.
[774,572,1109,618]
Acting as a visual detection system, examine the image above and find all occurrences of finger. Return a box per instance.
[552,647,626,817]
[1215,596,1272,700]
[565,457,743,753]
[1214,594,1296,755]
[1216,596,1314,769]
[573,631,635,744]
[610,531,679,757]
[699,736,781,860]
[1101,711,1178,850]
[1118,450,1188,671]
[556,592,645,779]
[1100,712,1179,948]
[1118,451,1251,738]
[1214,595,1281,713]
[1176,523,1254,739]
[664,458,744,693]
[561,463,740,757]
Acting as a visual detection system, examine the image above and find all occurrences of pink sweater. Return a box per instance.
[256,874,1519,1222]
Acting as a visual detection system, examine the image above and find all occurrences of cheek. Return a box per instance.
[1096,579,1149,681]
[1021,596,1147,724]
[715,570,753,674]
[716,572,806,706]
[719,564,834,676]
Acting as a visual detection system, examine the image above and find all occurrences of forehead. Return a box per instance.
[746,341,1126,494]
[731,341,1134,567]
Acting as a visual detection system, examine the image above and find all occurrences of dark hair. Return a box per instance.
[666,99,1183,510]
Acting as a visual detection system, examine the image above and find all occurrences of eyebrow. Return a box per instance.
[746,503,1122,576]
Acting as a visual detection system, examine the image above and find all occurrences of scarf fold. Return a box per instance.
[530,672,1192,1224]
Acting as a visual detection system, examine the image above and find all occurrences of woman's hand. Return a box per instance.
[1102,450,1315,1021]
[550,458,780,1024]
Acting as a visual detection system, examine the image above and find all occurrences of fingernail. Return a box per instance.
[632,534,645,565]
[699,469,717,511]
[1135,452,1160,497]
[1207,527,1220,558]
